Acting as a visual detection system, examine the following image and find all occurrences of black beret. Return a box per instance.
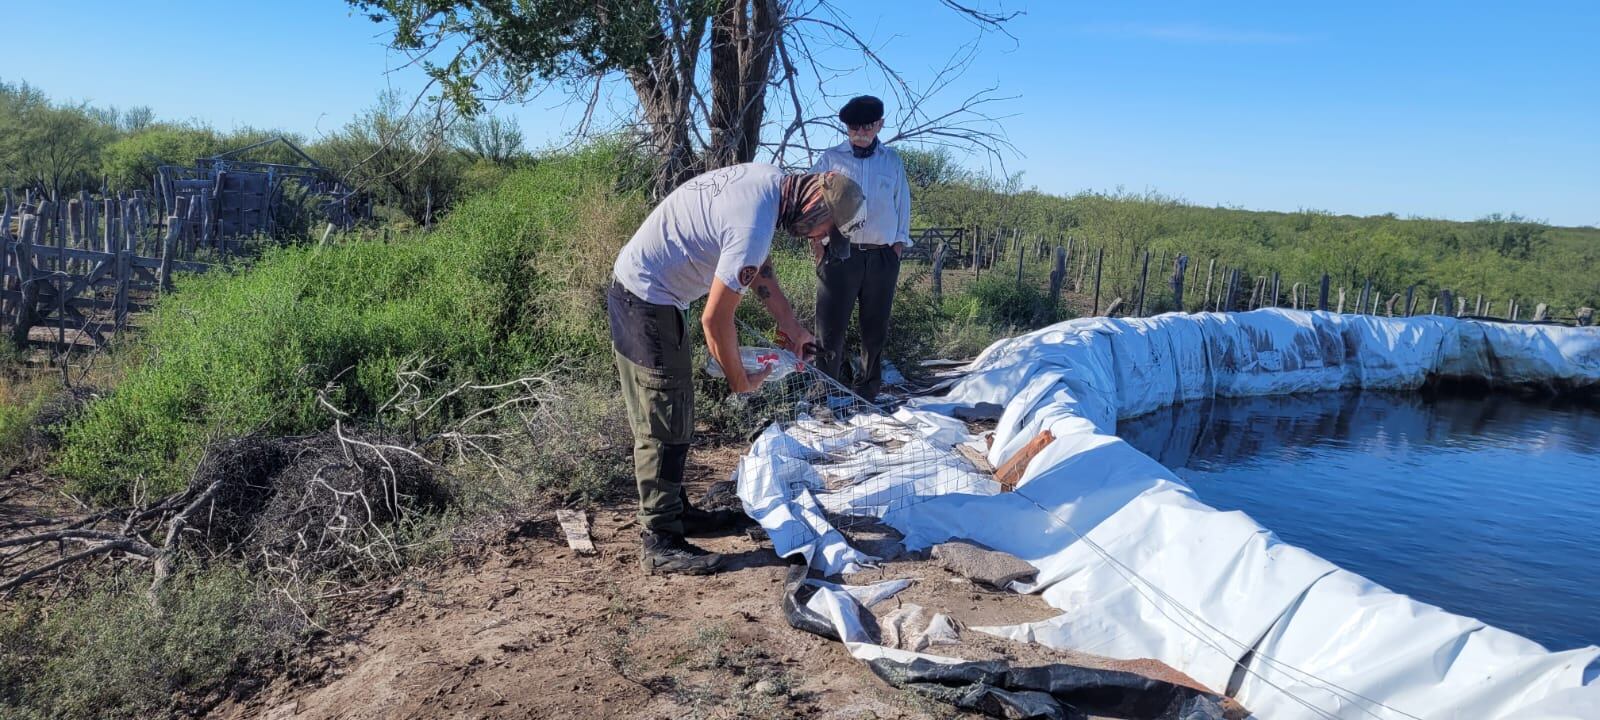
[838,95,884,126]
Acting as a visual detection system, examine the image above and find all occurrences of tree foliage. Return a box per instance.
[100,125,221,190]
[0,80,114,200]
[1,80,530,228]
[349,0,1016,195]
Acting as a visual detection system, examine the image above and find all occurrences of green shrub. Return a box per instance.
[947,274,1068,331]
[0,568,303,720]
[56,146,649,502]
[0,391,41,476]
[0,375,71,477]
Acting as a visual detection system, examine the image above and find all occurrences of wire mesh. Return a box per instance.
[727,320,997,552]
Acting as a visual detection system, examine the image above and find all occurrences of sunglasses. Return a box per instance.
[847,121,881,132]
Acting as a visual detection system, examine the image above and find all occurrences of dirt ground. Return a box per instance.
[213,478,971,720]
[206,431,1236,720]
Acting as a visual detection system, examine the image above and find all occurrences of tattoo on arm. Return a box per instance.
[756,285,772,300]
[759,263,775,279]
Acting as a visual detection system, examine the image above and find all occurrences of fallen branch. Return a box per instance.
[0,538,156,596]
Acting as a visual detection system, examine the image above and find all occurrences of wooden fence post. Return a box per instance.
[1532,303,1549,322]
[1015,233,1026,291]
[931,241,946,303]
[67,198,83,250]
[1171,254,1188,312]
[198,187,212,248]
[115,212,132,331]
[1049,245,1067,318]
[123,198,137,255]
[161,196,190,291]
[1201,259,1216,313]
[1474,294,1483,316]
[1359,278,1372,314]
[1384,293,1398,317]
[1403,284,1416,316]
[1319,273,1330,312]
[9,215,37,347]
[1440,289,1454,318]
[1092,246,1105,316]
[46,202,63,276]
[103,197,116,255]
[1134,250,1151,316]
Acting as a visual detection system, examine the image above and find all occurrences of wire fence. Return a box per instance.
[727,320,996,552]
[907,226,1596,326]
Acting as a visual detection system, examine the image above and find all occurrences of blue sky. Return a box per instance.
[6,1,1596,226]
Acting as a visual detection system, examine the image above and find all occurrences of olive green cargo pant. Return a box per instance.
[607,281,694,535]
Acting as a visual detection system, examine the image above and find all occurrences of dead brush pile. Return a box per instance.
[1,427,449,600]
[192,432,449,583]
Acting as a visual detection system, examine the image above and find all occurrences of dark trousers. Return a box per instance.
[815,245,900,400]
[607,281,694,535]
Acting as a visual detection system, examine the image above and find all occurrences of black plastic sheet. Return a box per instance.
[782,566,1239,720]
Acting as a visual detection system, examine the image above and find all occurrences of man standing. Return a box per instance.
[610,163,863,575]
[809,95,913,402]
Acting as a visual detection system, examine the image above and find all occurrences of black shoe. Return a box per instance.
[681,504,746,537]
[640,531,724,575]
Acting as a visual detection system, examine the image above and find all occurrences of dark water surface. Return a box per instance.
[1116,391,1600,651]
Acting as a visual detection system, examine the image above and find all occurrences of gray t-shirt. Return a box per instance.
[613,163,783,309]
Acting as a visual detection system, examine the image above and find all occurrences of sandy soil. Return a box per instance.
[208,434,1235,720]
[215,499,959,719]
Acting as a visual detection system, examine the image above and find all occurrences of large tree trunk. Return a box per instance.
[625,2,707,197]
[706,0,778,169]
[623,0,778,196]
[627,64,697,195]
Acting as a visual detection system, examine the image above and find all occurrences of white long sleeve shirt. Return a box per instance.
[809,141,913,248]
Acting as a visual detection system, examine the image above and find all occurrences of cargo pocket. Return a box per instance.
[637,366,694,445]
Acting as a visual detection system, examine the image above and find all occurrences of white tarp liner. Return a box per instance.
[736,309,1600,718]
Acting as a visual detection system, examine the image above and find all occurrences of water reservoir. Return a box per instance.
[1116,390,1600,651]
